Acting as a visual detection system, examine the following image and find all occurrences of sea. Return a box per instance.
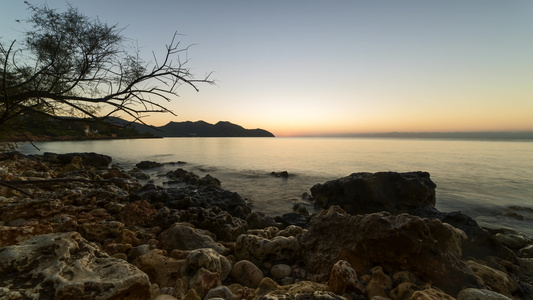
[17,137,533,236]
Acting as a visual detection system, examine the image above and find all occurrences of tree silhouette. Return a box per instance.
[0,2,213,141]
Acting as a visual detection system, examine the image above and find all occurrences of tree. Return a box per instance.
[0,2,213,141]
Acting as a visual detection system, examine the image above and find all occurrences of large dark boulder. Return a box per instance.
[310,171,436,215]
[300,206,484,297]
[50,152,112,168]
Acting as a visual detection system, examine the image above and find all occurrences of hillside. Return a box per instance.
[132,120,275,137]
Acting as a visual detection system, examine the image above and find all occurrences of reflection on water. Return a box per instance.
[18,137,533,235]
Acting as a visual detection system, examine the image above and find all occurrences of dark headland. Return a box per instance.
[131,120,275,138]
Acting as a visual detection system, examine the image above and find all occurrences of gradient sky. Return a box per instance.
[2,1,532,136]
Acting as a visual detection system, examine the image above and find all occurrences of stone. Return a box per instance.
[231,260,264,288]
[270,264,292,279]
[494,232,529,249]
[327,260,365,295]
[117,200,157,227]
[166,168,221,187]
[78,220,125,243]
[311,171,436,215]
[457,288,512,300]
[255,277,281,297]
[246,211,282,229]
[390,282,421,300]
[132,249,185,288]
[519,245,533,258]
[366,266,392,299]
[235,234,300,265]
[301,207,483,296]
[466,260,518,298]
[424,218,467,258]
[204,286,233,300]
[410,288,455,299]
[227,283,255,300]
[55,152,112,168]
[159,222,227,254]
[154,295,179,300]
[188,268,221,298]
[0,232,150,299]
[176,206,248,241]
[0,223,54,247]
[136,160,163,169]
[182,248,232,281]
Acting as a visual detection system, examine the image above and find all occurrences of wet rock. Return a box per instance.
[166,168,221,187]
[159,222,227,254]
[182,248,232,281]
[129,167,151,179]
[132,249,185,288]
[132,184,251,219]
[327,260,365,295]
[494,232,529,249]
[175,206,248,241]
[235,234,300,265]
[519,245,533,258]
[457,288,512,300]
[136,160,163,169]
[246,211,282,229]
[466,260,518,298]
[55,152,112,168]
[275,212,308,228]
[0,232,150,299]
[230,260,264,288]
[301,207,483,296]
[311,171,436,215]
[270,171,289,178]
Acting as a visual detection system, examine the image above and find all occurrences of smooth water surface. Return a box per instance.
[19,137,533,235]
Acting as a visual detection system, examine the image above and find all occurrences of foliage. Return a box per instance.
[0,2,213,141]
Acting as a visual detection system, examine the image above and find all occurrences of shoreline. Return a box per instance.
[1,151,532,299]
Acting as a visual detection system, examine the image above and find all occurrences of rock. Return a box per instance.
[188,268,221,298]
[231,260,264,288]
[301,207,483,296]
[159,222,227,254]
[55,152,112,168]
[246,211,282,229]
[0,232,150,299]
[270,264,292,279]
[227,283,255,300]
[235,234,300,265]
[311,171,436,214]
[494,232,529,249]
[0,223,54,247]
[175,206,248,241]
[117,200,157,227]
[182,248,232,281]
[457,288,513,300]
[424,218,467,258]
[390,282,421,300]
[78,220,125,243]
[204,286,233,300]
[519,245,533,258]
[166,168,221,187]
[270,171,289,178]
[132,249,185,288]
[466,260,518,298]
[136,160,163,169]
[327,260,365,295]
[154,295,179,300]
[411,288,455,299]
[275,212,308,228]
[132,184,251,219]
[366,266,393,299]
[286,281,330,294]
[254,277,281,298]
[128,167,150,179]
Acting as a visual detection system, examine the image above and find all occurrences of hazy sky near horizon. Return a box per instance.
[1,1,532,136]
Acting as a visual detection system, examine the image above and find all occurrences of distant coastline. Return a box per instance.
[302,131,533,141]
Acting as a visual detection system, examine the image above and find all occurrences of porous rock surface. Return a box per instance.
[2,151,533,300]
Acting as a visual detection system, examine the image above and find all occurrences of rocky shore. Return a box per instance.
[1,151,532,300]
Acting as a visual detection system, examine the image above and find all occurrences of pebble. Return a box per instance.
[271,264,292,279]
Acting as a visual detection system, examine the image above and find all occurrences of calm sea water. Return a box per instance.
[18,137,533,235]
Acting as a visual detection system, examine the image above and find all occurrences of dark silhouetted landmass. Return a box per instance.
[131,120,275,137]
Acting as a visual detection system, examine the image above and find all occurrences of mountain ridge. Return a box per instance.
[130,120,275,137]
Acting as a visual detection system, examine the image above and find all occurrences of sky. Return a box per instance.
[1,1,532,137]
